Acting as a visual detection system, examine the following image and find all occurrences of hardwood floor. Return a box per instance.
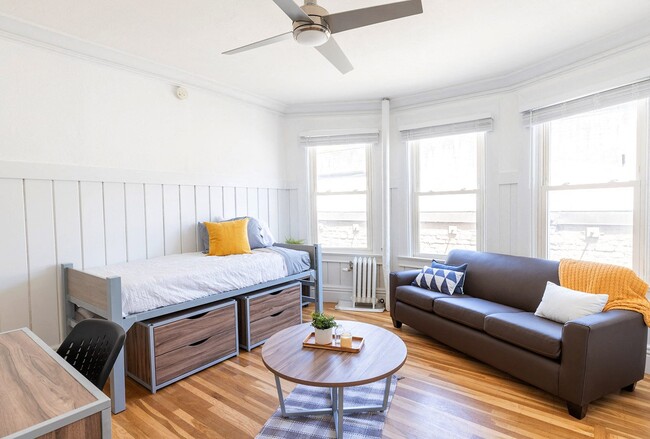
[112,303,650,438]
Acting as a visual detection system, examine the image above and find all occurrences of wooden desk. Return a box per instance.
[0,328,111,438]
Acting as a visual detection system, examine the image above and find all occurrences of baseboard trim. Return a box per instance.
[322,286,385,306]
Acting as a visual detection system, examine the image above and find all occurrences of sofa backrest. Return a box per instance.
[445,250,560,312]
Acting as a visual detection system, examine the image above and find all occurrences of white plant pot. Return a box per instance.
[314,327,333,345]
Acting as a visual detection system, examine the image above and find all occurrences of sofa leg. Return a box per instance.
[623,382,636,392]
[392,319,402,329]
[567,402,588,420]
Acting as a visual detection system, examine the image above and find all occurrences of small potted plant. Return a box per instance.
[311,311,337,345]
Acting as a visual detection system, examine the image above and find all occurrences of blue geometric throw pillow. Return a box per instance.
[412,262,468,295]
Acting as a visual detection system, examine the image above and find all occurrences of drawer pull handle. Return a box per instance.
[270,310,285,317]
[188,312,209,320]
[269,290,282,296]
[189,337,210,347]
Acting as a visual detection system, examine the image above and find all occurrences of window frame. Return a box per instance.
[535,100,649,276]
[308,143,373,253]
[408,132,486,260]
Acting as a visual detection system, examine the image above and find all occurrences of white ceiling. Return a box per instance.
[2,0,650,107]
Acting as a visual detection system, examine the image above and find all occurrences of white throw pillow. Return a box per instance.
[534,281,608,324]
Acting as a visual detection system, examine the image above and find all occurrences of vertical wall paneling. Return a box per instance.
[180,185,197,253]
[103,182,128,265]
[209,186,224,220]
[268,189,279,241]
[195,186,210,250]
[247,188,259,219]
[0,177,288,340]
[23,180,59,345]
[289,189,299,242]
[258,189,270,226]
[79,181,106,268]
[278,189,290,242]
[52,180,83,338]
[223,187,236,219]
[162,185,182,255]
[0,179,30,333]
[144,184,165,258]
[124,183,147,262]
[235,187,248,217]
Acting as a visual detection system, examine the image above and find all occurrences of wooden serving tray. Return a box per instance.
[302,332,364,353]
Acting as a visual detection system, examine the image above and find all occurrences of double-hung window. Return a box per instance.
[303,133,378,251]
[402,119,491,258]
[526,81,650,272]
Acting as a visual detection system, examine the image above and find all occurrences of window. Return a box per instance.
[535,100,648,269]
[306,135,375,250]
[403,119,490,258]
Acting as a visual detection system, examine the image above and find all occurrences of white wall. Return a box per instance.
[0,36,290,345]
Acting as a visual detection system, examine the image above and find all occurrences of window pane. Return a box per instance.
[547,102,637,186]
[316,144,367,192]
[316,194,367,248]
[417,133,478,192]
[418,193,476,255]
[547,187,633,267]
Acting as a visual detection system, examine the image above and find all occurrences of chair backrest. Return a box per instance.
[57,318,126,390]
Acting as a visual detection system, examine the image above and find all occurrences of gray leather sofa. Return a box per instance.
[390,249,647,419]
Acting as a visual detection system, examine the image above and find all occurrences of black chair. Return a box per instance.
[57,318,126,390]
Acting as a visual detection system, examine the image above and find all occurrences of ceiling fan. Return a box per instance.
[223,0,423,74]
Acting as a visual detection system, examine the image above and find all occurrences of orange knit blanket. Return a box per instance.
[559,259,650,326]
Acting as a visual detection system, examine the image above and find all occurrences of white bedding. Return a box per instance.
[83,250,289,316]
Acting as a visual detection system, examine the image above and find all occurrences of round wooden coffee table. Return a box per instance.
[262,320,407,439]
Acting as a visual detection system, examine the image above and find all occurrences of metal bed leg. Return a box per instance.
[110,346,126,414]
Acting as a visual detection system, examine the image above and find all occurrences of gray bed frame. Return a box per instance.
[61,243,323,414]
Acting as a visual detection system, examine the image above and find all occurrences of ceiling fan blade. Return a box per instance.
[324,0,423,34]
[272,0,313,23]
[222,32,293,55]
[315,37,353,74]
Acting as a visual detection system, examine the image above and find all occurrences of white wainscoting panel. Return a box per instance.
[0,179,30,335]
[23,180,59,345]
[103,182,128,265]
[0,176,293,344]
[144,184,165,259]
[124,183,147,262]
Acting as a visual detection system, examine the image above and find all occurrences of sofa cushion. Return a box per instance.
[445,249,560,312]
[484,312,563,360]
[395,285,468,312]
[434,297,523,330]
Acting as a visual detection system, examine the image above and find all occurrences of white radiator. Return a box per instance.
[335,257,383,312]
[352,256,377,306]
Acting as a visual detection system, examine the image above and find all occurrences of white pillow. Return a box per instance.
[534,281,608,324]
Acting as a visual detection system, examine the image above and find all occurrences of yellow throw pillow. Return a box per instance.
[205,218,252,256]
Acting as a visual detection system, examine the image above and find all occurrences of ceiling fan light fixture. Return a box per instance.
[293,24,330,47]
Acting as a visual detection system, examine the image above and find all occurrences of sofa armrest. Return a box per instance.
[389,270,420,319]
[559,310,647,407]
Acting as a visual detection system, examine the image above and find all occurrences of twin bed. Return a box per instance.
[62,243,323,414]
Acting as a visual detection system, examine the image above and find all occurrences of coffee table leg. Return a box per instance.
[332,387,344,439]
[381,375,392,411]
[274,375,288,416]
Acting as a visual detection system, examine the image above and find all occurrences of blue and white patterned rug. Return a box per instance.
[257,376,399,439]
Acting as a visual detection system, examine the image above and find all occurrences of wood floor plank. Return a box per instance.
[111,303,650,438]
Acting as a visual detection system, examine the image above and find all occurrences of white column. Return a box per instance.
[381,99,391,310]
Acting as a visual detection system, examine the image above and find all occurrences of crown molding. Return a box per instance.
[284,17,650,115]
[0,14,288,114]
[2,12,650,117]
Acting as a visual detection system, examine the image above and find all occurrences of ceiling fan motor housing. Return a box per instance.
[293,2,330,47]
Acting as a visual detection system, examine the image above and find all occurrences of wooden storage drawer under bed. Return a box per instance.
[238,282,302,351]
[125,300,238,392]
